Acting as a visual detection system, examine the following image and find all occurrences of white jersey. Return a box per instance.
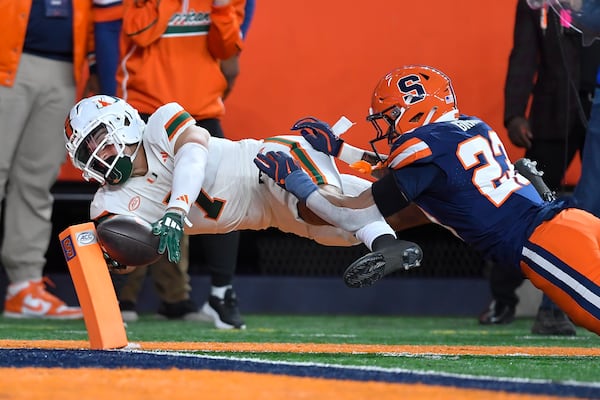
[90,103,366,247]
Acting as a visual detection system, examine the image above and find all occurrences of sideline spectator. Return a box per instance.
[93,0,123,95]
[479,0,600,335]
[0,1,97,319]
[114,0,247,329]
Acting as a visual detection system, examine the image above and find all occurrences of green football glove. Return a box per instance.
[151,211,185,263]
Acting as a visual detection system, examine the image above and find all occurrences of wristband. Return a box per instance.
[285,170,318,202]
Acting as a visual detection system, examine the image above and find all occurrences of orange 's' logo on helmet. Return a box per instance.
[366,65,459,162]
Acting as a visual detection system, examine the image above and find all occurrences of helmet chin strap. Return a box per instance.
[106,156,133,185]
[105,142,142,185]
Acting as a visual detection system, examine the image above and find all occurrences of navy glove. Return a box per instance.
[151,211,185,263]
[254,151,318,201]
[254,150,300,188]
[291,117,344,157]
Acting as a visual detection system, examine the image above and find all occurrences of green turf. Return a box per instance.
[1,314,599,383]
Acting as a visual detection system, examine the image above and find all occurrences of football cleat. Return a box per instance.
[199,288,246,329]
[478,300,515,325]
[343,240,422,288]
[531,308,577,336]
[3,278,83,320]
[119,300,139,322]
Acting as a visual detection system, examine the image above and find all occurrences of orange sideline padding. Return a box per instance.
[59,223,128,350]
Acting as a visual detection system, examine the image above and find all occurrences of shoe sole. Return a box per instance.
[199,302,246,330]
[3,311,83,320]
[343,242,423,288]
[343,253,386,288]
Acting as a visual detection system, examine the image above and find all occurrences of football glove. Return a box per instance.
[254,151,318,201]
[291,117,344,157]
[151,211,185,263]
[254,151,300,188]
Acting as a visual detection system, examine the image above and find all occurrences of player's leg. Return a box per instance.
[2,55,82,319]
[478,262,523,325]
[521,208,600,335]
[194,119,244,329]
[574,86,600,215]
[150,235,199,320]
[341,195,424,288]
[196,231,245,329]
[116,264,148,321]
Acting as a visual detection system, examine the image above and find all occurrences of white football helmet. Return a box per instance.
[64,95,145,185]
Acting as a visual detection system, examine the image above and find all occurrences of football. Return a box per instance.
[96,214,162,267]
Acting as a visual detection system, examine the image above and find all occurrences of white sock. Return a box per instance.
[355,221,397,250]
[211,285,232,299]
[7,279,36,296]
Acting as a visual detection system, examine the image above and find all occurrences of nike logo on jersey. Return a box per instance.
[22,294,51,315]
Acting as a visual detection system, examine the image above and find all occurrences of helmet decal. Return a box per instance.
[397,74,426,105]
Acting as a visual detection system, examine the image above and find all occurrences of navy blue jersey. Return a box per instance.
[381,115,564,268]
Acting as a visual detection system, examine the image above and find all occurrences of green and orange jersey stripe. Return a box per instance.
[264,137,328,185]
[165,110,194,142]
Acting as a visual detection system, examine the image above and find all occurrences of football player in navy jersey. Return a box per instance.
[254,65,600,336]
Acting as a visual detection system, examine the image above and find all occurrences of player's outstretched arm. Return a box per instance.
[291,116,380,169]
[152,125,209,263]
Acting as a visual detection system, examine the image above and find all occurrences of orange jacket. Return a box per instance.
[0,0,94,88]
[117,0,244,120]
[93,0,125,22]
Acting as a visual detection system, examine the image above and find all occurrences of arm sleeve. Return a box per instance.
[167,142,208,214]
[305,191,388,233]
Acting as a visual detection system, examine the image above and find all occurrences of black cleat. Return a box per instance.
[200,288,246,329]
[478,300,515,325]
[531,308,577,336]
[343,240,422,288]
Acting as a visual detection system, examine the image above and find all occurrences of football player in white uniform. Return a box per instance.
[64,95,422,279]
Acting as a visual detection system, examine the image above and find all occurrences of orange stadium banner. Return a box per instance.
[59,0,581,185]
